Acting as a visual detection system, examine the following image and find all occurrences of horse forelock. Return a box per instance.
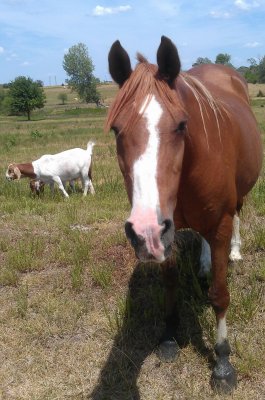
[105,58,184,134]
[136,52,148,64]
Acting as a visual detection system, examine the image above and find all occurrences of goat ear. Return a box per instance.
[108,40,132,87]
[14,166,21,180]
[157,36,181,85]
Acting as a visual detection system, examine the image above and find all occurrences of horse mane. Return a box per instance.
[105,55,226,147]
[179,73,227,147]
[104,54,185,134]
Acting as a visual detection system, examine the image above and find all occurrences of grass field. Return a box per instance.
[0,83,264,400]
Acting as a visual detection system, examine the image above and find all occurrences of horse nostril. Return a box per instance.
[162,219,172,236]
[125,221,145,247]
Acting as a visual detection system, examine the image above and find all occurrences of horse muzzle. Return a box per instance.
[125,219,175,263]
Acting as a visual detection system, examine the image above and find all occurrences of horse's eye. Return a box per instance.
[175,120,187,133]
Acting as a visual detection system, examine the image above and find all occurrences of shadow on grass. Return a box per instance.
[90,231,215,400]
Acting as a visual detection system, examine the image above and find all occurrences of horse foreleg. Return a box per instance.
[208,215,237,394]
[158,260,180,362]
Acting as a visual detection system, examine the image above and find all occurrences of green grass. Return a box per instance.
[0,84,264,399]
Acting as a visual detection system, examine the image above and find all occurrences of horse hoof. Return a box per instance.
[211,360,237,394]
[229,250,242,262]
[157,340,180,362]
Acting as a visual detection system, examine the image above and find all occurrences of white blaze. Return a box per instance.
[132,95,162,213]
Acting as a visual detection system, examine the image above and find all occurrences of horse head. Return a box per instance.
[107,37,188,262]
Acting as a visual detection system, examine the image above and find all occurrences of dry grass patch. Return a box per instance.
[248,83,265,98]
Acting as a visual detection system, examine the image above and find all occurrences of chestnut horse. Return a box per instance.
[106,36,263,393]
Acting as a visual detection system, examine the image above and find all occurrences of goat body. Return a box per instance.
[6,141,95,198]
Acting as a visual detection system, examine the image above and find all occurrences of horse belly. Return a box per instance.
[235,127,263,198]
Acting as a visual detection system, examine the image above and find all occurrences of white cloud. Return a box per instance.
[151,0,179,15]
[21,61,29,66]
[244,41,262,47]
[4,51,18,60]
[234,0,260,10]
[210,10,231,18]
[0,46,4,54]
[92,5,131,16]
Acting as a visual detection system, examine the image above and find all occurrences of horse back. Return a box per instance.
[187,64,249,103]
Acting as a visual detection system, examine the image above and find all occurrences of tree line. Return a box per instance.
[1,44,265,120]
[193,53,265,84]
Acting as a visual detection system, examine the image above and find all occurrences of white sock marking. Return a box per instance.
[217,316,227,344]
[230,214,242,261]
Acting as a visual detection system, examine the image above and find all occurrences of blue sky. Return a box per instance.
[0,0,265,85]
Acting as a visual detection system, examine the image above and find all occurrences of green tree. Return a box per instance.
[58,92,68,105]
[192,57,212,67]
[242,58,259,83]
[0,88,10,114]
[36,80,44,87]
[244,69,258,83]
[215,53,234,68]
[63,43,100,105]
[257,56,265,83]
[8,76,46,120]
[0,88,6,107]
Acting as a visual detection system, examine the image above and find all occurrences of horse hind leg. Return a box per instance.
[229,213,242,261]
[199,237,212,277]
[199,212,242,277]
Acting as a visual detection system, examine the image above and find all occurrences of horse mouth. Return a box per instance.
[134,243,172,263]
[125,219,174,263]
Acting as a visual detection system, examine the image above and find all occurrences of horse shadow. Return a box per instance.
[90,231,215,400]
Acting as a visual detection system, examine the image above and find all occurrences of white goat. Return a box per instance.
[6,141,95,198]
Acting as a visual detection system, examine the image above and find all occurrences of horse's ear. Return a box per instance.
[108,40,132,87]
[157,36,181,85]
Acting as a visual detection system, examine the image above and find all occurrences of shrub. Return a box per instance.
[257,90,265,97]
[58,92,68,105]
